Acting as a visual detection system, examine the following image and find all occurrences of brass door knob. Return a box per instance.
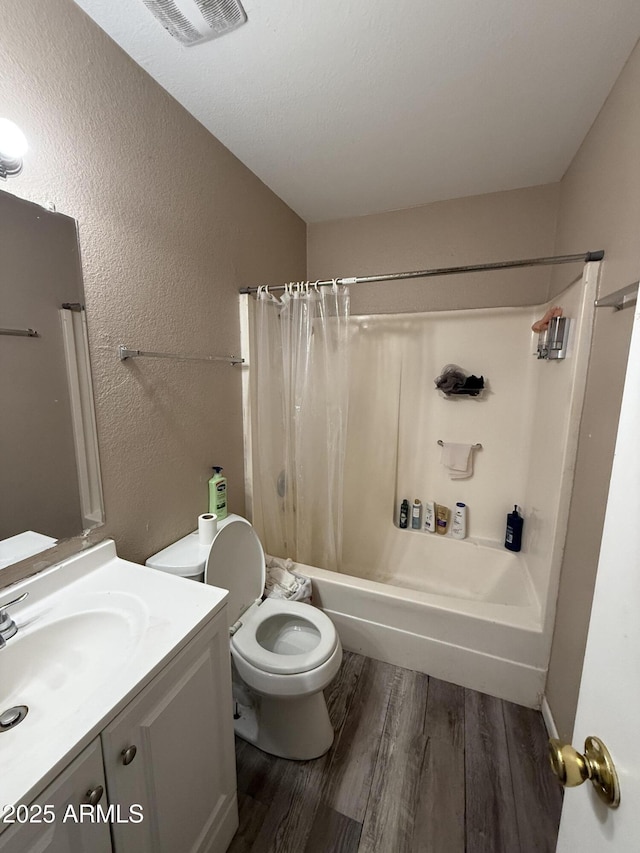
[548,736,620,808]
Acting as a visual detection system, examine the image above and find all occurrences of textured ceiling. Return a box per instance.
[72,0,640,222]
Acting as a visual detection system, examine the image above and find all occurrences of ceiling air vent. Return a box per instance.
[141,0,247,46]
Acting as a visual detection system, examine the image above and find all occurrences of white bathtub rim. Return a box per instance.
[301,561,543,632]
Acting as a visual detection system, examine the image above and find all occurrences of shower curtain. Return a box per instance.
[253,282,350,572]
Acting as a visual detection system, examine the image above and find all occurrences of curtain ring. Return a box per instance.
[313,280,320,292]
[332,277,338,293]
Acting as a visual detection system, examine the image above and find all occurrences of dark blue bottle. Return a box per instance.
[399,499,409,529]
[505,505,523,552]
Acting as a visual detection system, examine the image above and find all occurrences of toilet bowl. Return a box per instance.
[146,514,342,760]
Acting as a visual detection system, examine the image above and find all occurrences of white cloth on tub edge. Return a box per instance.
[264,555,312,604]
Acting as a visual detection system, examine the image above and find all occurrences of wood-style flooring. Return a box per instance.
[229,651,563,853]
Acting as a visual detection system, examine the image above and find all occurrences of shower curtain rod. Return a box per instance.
[239,250,604,295]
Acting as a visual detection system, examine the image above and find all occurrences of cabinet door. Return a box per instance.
[101,613,238,853]
[0,739,112,853]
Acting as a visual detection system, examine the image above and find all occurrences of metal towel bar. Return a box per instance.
[118,345,243,365]
[0,328,38,337]
[437,440,482,450]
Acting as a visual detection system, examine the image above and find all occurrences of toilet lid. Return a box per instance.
[204,520,265,624]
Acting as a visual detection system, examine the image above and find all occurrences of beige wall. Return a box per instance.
[0,0,305,567]
[546,39,640,740]
[308,184,561,315]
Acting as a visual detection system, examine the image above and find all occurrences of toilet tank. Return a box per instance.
[146,513,246,582]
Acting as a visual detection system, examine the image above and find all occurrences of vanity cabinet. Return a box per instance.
[0,739,111,853]
[0,610,237,853]
[101,611,238,853]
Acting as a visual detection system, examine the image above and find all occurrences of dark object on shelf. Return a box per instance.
[435,364,485,397]
[505,505,524,552]
[399,499,409,529]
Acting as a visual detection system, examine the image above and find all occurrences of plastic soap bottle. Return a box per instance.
[399,499,409,529]
[505,505,523,552]
[411,499,422,529]
[436,504,450,535]
[209,466,228,520]
[424,501,436,532]
[451,502,467,540]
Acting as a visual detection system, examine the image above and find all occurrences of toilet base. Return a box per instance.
[233,689,334,760]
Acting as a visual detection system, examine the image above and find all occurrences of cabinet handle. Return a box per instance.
[121,745,137,766]
[85,786,104,806]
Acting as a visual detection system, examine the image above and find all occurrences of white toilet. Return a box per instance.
[146,514,342,760]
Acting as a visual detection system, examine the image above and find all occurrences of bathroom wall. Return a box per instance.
[307,183,561,315]
[0,0,306,567]
[545,38,640,741]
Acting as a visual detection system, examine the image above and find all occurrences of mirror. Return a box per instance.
[0,189,104,552]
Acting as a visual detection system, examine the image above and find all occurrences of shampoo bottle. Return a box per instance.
[451,502,467,539]
[209,466,228,520]
[424,501,436,532]
[399,499,409,529]
[436,504,450,535]
[411,499,422,529]
[505,505,523,552]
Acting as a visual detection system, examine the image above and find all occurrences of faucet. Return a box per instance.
[0,592,28,649]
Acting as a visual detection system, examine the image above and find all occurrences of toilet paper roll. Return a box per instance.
[198,513,218,546]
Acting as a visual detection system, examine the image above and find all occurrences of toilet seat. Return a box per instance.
[232,597,339,675]
[204,519,338,677]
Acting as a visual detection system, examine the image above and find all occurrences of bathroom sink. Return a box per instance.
[0,607,140,712]
[0,539,229,812]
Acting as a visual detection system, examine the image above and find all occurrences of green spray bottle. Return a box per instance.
[208,466,228,519]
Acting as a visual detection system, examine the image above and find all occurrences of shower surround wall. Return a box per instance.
[247,268,597,705]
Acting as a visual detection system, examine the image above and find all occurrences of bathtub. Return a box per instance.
[242,266,600,711]
[298,531,548,708]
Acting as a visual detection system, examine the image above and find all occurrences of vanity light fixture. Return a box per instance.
[0,118,28,179]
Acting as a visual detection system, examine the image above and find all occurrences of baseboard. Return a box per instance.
[541,695,559,739]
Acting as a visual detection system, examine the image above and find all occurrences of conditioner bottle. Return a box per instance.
[436,504,450,535]
[451,502,467,539]
[424,501,436,533]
